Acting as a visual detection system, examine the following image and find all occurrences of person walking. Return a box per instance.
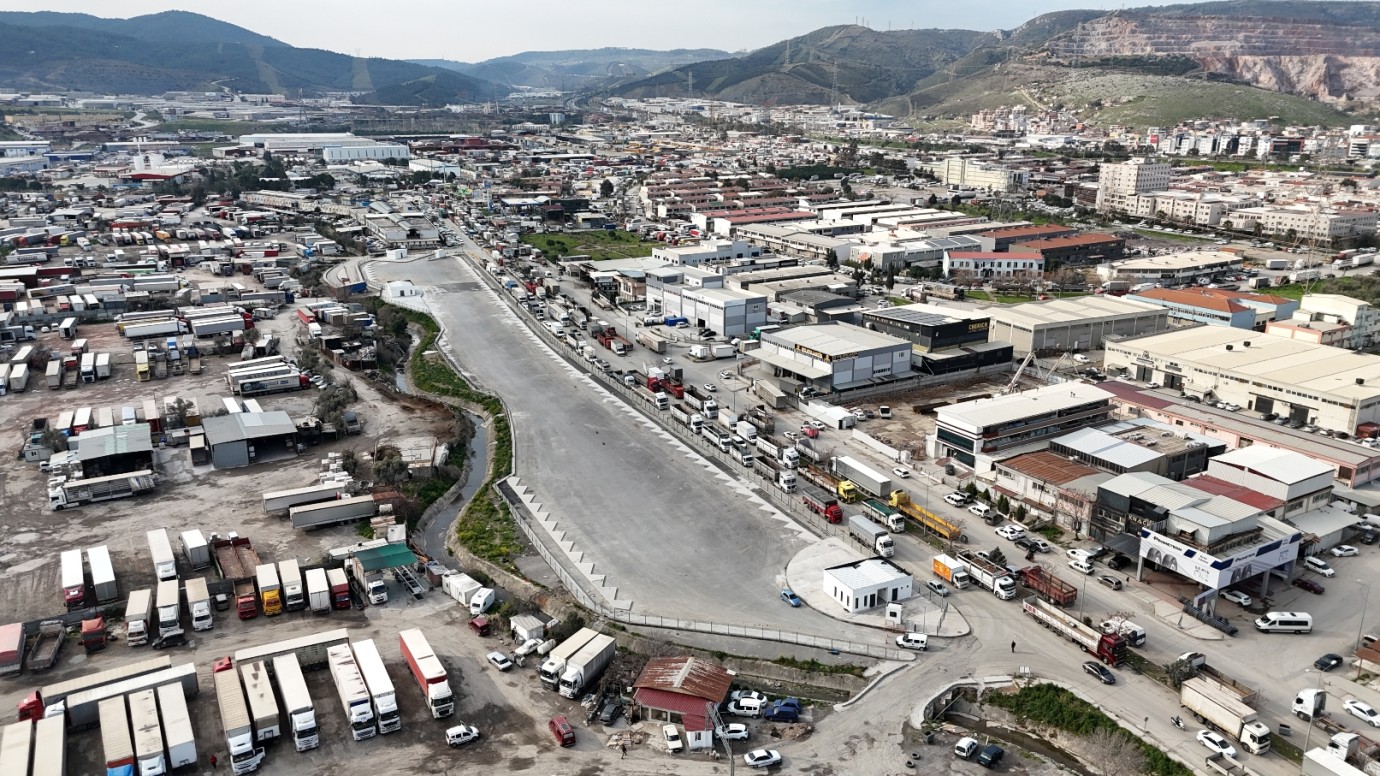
[1010,640,1016,653]
[209,753,218,770]
[620,743,627,759]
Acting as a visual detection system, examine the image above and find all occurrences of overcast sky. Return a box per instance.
[10,1,1207,61]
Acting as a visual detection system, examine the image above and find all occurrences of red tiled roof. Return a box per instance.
[1187,475,1284,512]
[1001,450,1100,484]
[1132,288,1247,314]
[634,687,711,732]
[1014,233,1123,249]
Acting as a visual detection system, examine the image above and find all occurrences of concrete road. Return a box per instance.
[369,248,888,644]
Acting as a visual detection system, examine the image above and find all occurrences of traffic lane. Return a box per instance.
[387,260,872,638]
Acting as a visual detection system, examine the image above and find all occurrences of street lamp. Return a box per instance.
[1356,579,1372,682]
[1300,668,1319,776]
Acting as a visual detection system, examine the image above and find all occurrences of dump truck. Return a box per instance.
[290,495,379,530]
[889,490,965,541]
[213,663,265,775]
[1017,565,1078,607]
[956,550,1017,600]
[539,628,601,691]
[400,628,454,719]
[48,470,157,510]
[558,633,617,699]
[272,653,319,752]
[1182,676,1272,754]
[802,490,843,523]
[16,656,173,721]
[932,554,973,589]
[848,515,895,557]
[327,644,376,741]
[832,456,894,501]
[239,660,281,742]
[1021,596,1126,665]
[24,621,65,672]
[352,639,400,734]
[212,536,262,620]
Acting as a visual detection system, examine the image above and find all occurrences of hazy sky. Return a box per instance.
[4,0,1196,61]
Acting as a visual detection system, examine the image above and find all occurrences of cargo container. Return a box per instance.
[184,577,212,632]
[399,629,453,719]
[125,588,153,647]
[147,529,177,582]
[17,656,173,721]
[129,689,166,776]
[213,664,264,775]
[239,661,281,742]
[155,682,197,769]
[278,559,304,612]
[179,530,210,570]
[0,721,33,776]
[232,629,350,672]
[271,653,319,752]
[63,663,198,731]
[327,568,350,610]
[99,696,135,774]
[327,645,376,741]
[60,549,85,609]
[306,568,330,613]
[30,717,64,776]
[352,639,400,734]
[88,545,118,602]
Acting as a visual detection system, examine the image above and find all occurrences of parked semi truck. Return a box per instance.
[125,589,152,647]
[848,515,895,557]
[184,577,212,631]
[261,482,351,514]
[99,696,135,776]
[802,490,844,523]
[889,490,965,541]
[63,663,197,731]
[327,644,376,741]
[306,568,330,613]
[289,495,379,530]
[956,550,1017,600]
[278,560,304,612]
[213,663,265,775]
[212,535,262,620]
[232,629,350,673]
[352,639,401,734]
[88,545,118,603]
[539,628,601,690]
[831,456,893,502]
[1182,676,1272,754]
[931,554,972,589]
[1017,565,1078,607]
[271,653,319,752]
[17,656,173,721]
[239,661,281,743]
[60,549,85,609]
[1021,596,1126,665]
[399,628,454,719]
[155,579,183,642]
[48,470,157,510]
[558,634,617,699]
[129,688,166,776]
[0,721,33,776]
[861,498,905,532]
[156,682,197,770]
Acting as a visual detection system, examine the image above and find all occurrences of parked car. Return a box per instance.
[445,724,480,747]
[896,633,929,651]
[1097,575,1123,591]
[1293,578,1326,594]
[892,467,911,478]
[944,492,971,507]
[1220,590,1253,607]
[486,651,514,671]
[995,525,1024,541]
[1083,661,1116,684]
[549,715,576,747]
[1330,545,1359,557]
[716,723,750,741]
[1346,699,1380,727]
[1066,548,1093,563]
[743,749,783,768]
[780,588,802,607]
[599,701,624,725]
[703,383,718,392]
[926,580,950,597]
[1196,730,1237,758]
[1305,556,1337,577]
[663,723,684,753]
[730,690,768,704]
[1315,653,1344,671]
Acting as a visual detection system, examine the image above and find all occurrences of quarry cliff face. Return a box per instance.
[1047,13,1380,104]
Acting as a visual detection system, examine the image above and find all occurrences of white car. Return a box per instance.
[926,580,950,597]
[1346,699,1380,727]
[730,690,768,704]
[806,420,827,430]
[743,749,783,768]
[703,384,718,392]
[717,723,750,741]
[1220,589,1253,607]
[944,492,970,507]
[896,633,928,650]
[1066,548,1093,563]
[485,651,513,672]
[1331,545,1359,557]
[663,723,684,753]
[720,370,734,379]
[1196,730,1237,758]
[892,467,912,479]
[995,525,1025,541]
[1305,556,1337,577]
[662,357,674,365]
[782,431,801,441]
[445,724,480,747]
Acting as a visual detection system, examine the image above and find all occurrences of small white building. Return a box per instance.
[823,557,913,613]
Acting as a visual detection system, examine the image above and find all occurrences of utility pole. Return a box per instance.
[707,702,735,775]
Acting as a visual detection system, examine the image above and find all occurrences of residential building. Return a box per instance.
[1226,205,1377,242]
[943,251,1044,280]
[1288,293,1380,350]
[1095,157,1172,214]
[992,451,1108,534]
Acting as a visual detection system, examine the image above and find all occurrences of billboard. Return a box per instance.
[1138,527,1301,590]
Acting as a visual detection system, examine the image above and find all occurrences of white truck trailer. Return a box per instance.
[327,645,376,741]
[351,639,401,734]
[213,666,264,775]
[129,688,166,776]
[239,661,281,742]
[271,653,319,752]
[156,682,197,769]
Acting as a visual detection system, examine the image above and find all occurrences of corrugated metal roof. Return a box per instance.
[1055,427,1162,469]
[634,687,710,732]
[823,557,911,590]
[202,411,296,445]
[73,422,153,461]
[632,657,733,705]
[1214,446,1334,485]
[353,543,416,572]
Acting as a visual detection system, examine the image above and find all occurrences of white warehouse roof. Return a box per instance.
[766,322,909,355]
[939,383,1114,433]
[1212,446,1335,485]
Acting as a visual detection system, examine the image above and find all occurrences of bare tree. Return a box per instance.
[1083,727,1146,776]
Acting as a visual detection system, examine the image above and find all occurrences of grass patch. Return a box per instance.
[383,304,523,567]
[520,230,659,261]
[771,656,867,678]
[991,291,1089,304]
[966,290,994,302]
[986,683,1190,776]
[887,296,911,306]
[1263,283,1307,300]
[1036,525,1065,542]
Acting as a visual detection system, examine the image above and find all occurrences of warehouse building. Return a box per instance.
[929,383,1116,471]
[70,423,155,476]
[1096,251,1243,284]
[1105,327,1380,434]
[861,303,1014,378]
[984,296,1169,356]
[756,323,912,392]
[644,268,769,337]
[823,557,914,613]
[202,411,297,469]
[1126,287,1299,330]
[1012,233,1125,266]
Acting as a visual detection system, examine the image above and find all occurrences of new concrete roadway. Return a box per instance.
[367,244,889,645]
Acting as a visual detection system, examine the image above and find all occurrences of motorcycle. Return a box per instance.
[1170,715,1185,730]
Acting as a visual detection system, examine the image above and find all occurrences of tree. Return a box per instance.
[1014,504,1028,522]
[1083,727,1147,776]
[599,179,614,198]
[986,547,1008,567]
[997,494,1011,515]
[374,455,410,484]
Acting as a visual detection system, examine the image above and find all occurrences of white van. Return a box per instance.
[1073,354,1091,364]
[968,503,993,519]
[955,737,980,759]
[1068,559,1094,575]
[1254,611,1313,633]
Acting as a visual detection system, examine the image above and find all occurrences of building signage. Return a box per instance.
[1138,528,1300,590]
[794,345,857,362]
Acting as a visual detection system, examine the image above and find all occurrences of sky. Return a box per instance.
[4,0,1196,62]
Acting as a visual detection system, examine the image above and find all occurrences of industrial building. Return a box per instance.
[69,423,155,476]
[651,239,762,267]
[734,223,857,263]
[202,411,298,469]
[971,224,1076,252]
[984,296,1169,356]
[322,143,410,162]
[1126,287,1299,330]
[929,383,1116,471]
[850,237,982,272]
[1011,233,1125,266]
[1282,294,1380,350]
[822,557,913,613]
[1097,251,1243,284]
[861,303,1013,377]
[992,451,1109,534]
[642,266,769,337]
[1105,326,1380,434]
[755,322,912,393]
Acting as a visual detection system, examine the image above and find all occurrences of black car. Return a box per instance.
[1105,554,1132,571]
[1014,536,1038,552]
[1315,653,1344,671]
[1361,530,1380,546]
[1086,546,1111,563]
[599,700,624,725]
[152,631,187,650]
[1082,660,1116,684]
